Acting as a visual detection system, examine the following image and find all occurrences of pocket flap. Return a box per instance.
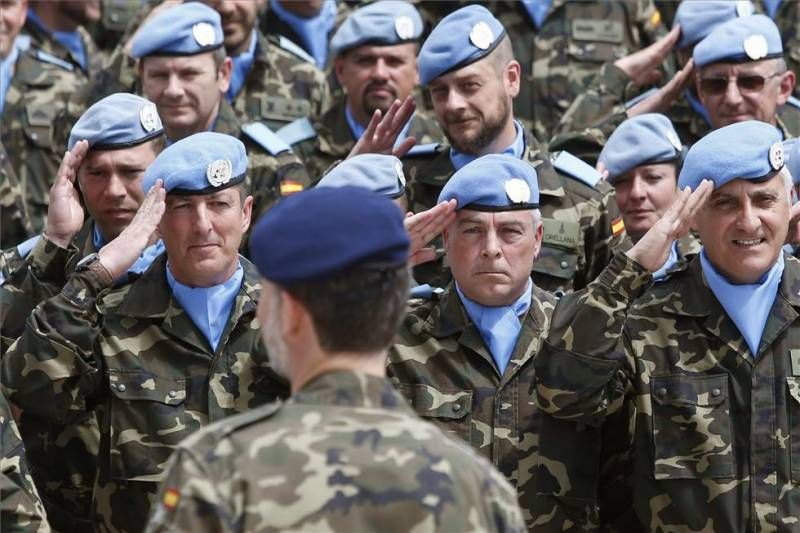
[108,370,186,405]
[652,374,727,407]
[396,383,471,420]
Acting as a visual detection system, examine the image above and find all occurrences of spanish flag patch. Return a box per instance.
[163,488,180,510]
[280,180,304,196]
[611,217,625,237]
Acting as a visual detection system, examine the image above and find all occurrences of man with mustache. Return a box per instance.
[288,0,444,180]
[403,5,626,295]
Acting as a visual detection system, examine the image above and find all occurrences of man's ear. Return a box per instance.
[777,69,796,106]
[532,219,544,260]
[505,60,521,98]
[218,56,233,92]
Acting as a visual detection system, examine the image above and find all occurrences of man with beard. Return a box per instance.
[403,5,626,295]
[145,185,526,533]
[289,0,444,180]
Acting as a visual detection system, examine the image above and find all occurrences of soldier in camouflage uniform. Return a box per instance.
[2,132,289,533]
[130,2,310,225]
[0,93,166,532]
[754,0,800,98]
[147,184,525,533]
[487,0,667,141]
[289,1,444,181]
[555,4,799,159]
[388,153,711,530]
[534,121,800,530]
[1,392,49,532]
[405,5,626,295]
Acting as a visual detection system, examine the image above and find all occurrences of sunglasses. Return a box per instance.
[699,72,783,95]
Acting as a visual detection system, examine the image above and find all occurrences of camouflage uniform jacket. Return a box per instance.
[0,46,90,235]
[22,18,103,78]
[292,95,445,181]
[1,392,50,533]
[0,141,33,248]
[489,0,668,141]
[534,252,800,531]
[231,30,331,130]
[554,63,800,161]
[404,128,626,294]
[146,370,527,532]
[1,254,289,533]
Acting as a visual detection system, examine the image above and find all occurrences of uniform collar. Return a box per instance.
[292,370,413,411]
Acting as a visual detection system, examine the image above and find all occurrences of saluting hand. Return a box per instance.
[627,179,712,272]
[405,199,457,266]
[45,140,90,248]
[627,58,695,117]
[348,96,418,158]
[98,180,166,280]
[615,25,680,88]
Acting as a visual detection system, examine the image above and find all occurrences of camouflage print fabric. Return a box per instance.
[555,63,800,162]
[755,0,800,97]
[488,0,668,141]
[0,47,90,235]
[404,128,627,295]
[0,142,34,248]
[1,392,50,533]
[535,251,800,530]
[146,370,526,533]
[1,254,289,533]
[233,30,331,130]
[22,17,104,78]
[293,95,445,181]
[212,99,311,225]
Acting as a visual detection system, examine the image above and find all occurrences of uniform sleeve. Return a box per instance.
[534,252,649,426]
[145,447,234,533]
[1,268,108,423]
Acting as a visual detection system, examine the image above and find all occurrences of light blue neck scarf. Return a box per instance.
[226,31,257,102]
[27,8,86,70]
[450,120,525,171]
[166,261,244,351]
[699,249,784,358]
[520,0,552,29]
[269,0,337,69]
[456,279,532,375]
[653,240,680,281]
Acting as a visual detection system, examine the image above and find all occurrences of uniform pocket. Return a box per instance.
[395,383,472,444]
[651,374,733,479]
[107,370,187,482]
[786,377,800,481]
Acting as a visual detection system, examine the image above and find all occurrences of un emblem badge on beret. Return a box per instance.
[469,21,494,50]
[769,141,784,171]
[207,159,233,187]
[743,34,768,60]
[394,16,415,40]
[666,130,682,151]
[505,178,531,204]
[139,104,159,133]
[736,1,754,17]
[193,22,217,47]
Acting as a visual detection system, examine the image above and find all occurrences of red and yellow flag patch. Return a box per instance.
[611,217,625,237]
[280,180,304,196]
[163,488,180,510]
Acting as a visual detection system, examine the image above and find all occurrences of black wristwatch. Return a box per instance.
[74,253,115,287]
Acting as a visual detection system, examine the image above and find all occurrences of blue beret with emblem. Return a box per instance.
[783,138,800,185]
[330,0,423,57]
[438,154,539,210]
[599,113,682,184]
[693,14,783,67]
[142,132,247,195]
[317,154,406,198]
[674,0,753,49]
[131,2,224,58]
[679,120,784,191]
[68,93,163,151]
[250,186,410,285]
[418,4,505,86]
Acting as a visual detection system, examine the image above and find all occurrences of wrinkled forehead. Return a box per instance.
[344,42,418,62]
[709,172,788,198]
[141,52,217,72]
[454,208,535,225]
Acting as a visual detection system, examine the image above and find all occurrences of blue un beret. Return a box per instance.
[131,2,224,58]
[784,138,800,186]
[679,120,784,191]
[330,0,423,57]
[317,154,406,198]
[673,0,753,49]
[418,5,505,86]
[438,154,539,211]
[599,113,683,184]
[142,132,247,195]
[693,14,783,67]
[68,93,163,151]
[250,186,410,285]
